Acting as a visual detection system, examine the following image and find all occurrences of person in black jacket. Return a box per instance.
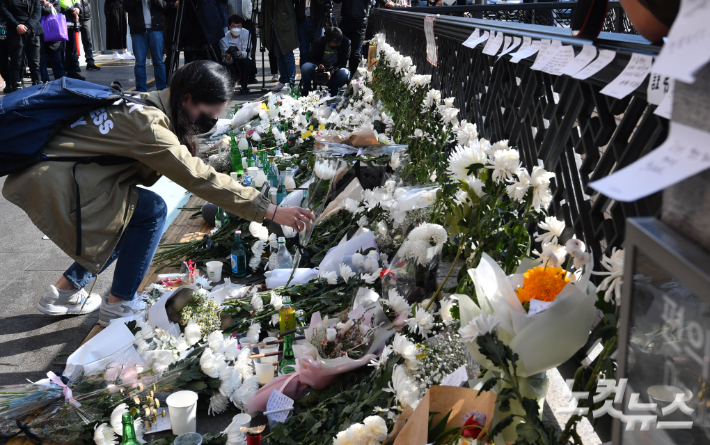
[0,0,43,90]
[78,0,98,70]
[300,26,350,96]
[123,0,167,91]
[60,0,84,80]
[0,12,12,93]
[333,0,368,76]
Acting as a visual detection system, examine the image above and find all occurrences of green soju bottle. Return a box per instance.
[215,207,228,230]
[230,131,244,176]
[230,230,248,278]
[276,176,286,205]
[278,333,297,375]
[247,151,255,168]
[234,103,239,114]
[120,413,140,445]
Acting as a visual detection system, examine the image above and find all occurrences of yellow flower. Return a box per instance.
[302,130,312,139]
[318,124,326,130]
[515,266,570,304]
[260,102,267,110]
[309,125,314,131]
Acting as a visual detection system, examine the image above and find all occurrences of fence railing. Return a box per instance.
[391,1,637,34]
[370,9,665,287]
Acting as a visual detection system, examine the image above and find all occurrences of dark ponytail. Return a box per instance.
[169,60,232,155]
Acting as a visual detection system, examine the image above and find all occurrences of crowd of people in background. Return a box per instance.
[0,0,384,95]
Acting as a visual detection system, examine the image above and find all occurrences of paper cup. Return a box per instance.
[230,172,240,182]
[259,345,279,364]
[239,336,258,354]
[166,390,199,435]
[205,261,223,283]
[174,432,202,445]
[256,359,276,385]
[226,413,251,443]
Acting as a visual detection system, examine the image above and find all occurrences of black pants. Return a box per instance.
[0,39,11,89]
[65,25,80,75]
[340,17,367,76]
[79,19,95,64]
[225,58,250,91]
[268,39,278,75]
[8,31,41,89]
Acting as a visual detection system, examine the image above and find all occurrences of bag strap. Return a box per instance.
[110,81,156,108]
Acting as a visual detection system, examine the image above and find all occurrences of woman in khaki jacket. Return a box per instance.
[2,60,314,326]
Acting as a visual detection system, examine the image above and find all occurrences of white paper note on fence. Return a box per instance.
[599,53,653,99]
[646,73,675,106]
[424,16,437,66]
[463,30,489,49]
[509,39,540,64]
[572,49,616,80]
[530,39,554,70]
[266,390,295,423]
[589,122,710,201]
[654,80,675,120]
[498,36,522,60]
[649,0,710,83]
[482,31,505,56]
[440,365,469,387]
[462,29,479,46]
[540,45,576,76]
[560,44,597,76]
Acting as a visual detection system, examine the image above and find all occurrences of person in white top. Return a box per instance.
[220,15,252,94]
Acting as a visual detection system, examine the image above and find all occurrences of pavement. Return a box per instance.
[0,43,297,387]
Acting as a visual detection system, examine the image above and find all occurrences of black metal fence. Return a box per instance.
[393,1,637,34]
[370,9,666,272]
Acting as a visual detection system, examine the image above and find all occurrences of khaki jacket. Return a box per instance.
[2,89,271,274]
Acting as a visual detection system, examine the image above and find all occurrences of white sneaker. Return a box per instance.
[271,74,279,82]
[123,51,136,61]
[113,52,122,61]
[270,82,285,92]
[98,295,146,327]
[37,285,101,316]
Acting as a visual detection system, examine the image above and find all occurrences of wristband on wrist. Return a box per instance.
[272,206,277,220]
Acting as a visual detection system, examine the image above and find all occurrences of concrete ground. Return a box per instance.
[0,42,295,387]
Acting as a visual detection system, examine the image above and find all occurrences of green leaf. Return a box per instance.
[428,409,452,443]
[515,420,542,445]
[488,414,516,439]
[478,376,501,394]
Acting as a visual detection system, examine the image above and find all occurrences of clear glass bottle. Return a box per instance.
[230,230,248,278]
[275,236,292,269]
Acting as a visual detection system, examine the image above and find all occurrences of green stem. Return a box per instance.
[425,240,464,312]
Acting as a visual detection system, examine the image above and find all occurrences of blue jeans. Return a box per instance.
[63,188,167,301]
[131,29,167,92]
[40,42,65,82]
[297,18,316,67]
[272,35,296,86]
[300,62,350,96]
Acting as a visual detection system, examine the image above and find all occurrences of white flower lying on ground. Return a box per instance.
[207,330,225,353]
[94,423,117,445]
[271,313,280,326]
[223,337,239,361]
[200,347,224,378]
[270,292,283,310]
[233,375,259,411]
[536,216,565,245]
[459,312,500,342]
[235,347,254,380]
[184,320,202,346]
[247,322,261,341]
[594,248,624,305]
[392,333,419,371]
[110,403,129,435]
[386,289,411,316]
[208,392,230,416]
[320,270,338,285]
[193,275,213,290]
[440,298,456,324]
[369,344,392,369]
[406,307,435,336]
[250,292,264,312]
[339,263,355,282]
[315,161,336,180]
[385,364,421,409]
[390,151,401,169]
[249,221,269,241]
[487,147,520,183]
[447,140,487,180]
[223,415,247,445]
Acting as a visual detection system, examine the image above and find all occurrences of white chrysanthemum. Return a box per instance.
[534,241,567,266]
[250,293,264,312]
[456,121,478,146]
[315,161,336,180]
[352,253,365,269]
[249,255,262,271]
[208,392,230,416]
[207,330,225,353]
[409,223,448,247]
[248,221,269,241]
[368,344,392,369]
[271,313,280,326]
[233,375,259,411]
[406,307,435,336]
[200,347,222,378]
[594,248,624,305]
[364,416,388,442]
[487,148,521,183]
[386,289,411,315]
[343,198,363,214]
[387,364,421,409]
[184,320,202,346]
[235,347,254,381]
[440,107,459,125]
[193,275,213,291]
[251,239,266,257]
[320,270,338,285]
[268,233,279,250]
[442,97,455,108]
[530,165,555,211]
[459,312,500,342]
[390,151,401,169]
[333,430,350,445]
[247,322,261,340]
[110,403,129,435]
[422,89,441,110]
[400,239,430,266]
[339,263,355,282]
[94,423,117,445]
[392,333,419,370]
[223,337,240,361]
[363,257,380,274]
[566,239,591,269]
[357,215,369,227]
[413,128,424,138]
[506,168,531,203]
[487,139,509,154]
[270,292,283,310]
[536,216,565,245]
[440,298,456,324]
[447,140,487,180]
[534,248,562,268]
[223,413,247,445]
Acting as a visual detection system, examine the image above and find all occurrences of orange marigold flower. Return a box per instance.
[515,266,570,304]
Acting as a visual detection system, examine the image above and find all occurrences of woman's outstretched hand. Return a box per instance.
[267,204,315,232]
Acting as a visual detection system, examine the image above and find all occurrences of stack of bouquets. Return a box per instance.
[382,222,447,304]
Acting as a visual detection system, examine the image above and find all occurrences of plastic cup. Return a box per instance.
[255,359,276,385]
[259,337,280,364]
[230,172,240,182]
[174,432,202,445]
[239,336,258,354]
[166,390,198,435]
[205,261,223,283]
[266,329,279,338]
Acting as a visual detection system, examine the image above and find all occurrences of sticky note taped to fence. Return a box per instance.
[509,39,540,64]
[654,80,675,120]
[560,44,597,77]
[590,122,710,201]
[599,53,653,100]
[463,30,489,49]
[647,73,675,106]
[540,46,576,76]
[424,16,437,66]
[530,39,554,70]
[482,31,505,56]
[650,0,710,83]
[498,36,521,60]
[571,49,615,80]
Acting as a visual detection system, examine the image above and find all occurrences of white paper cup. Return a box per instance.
[226,413,251,443]
[205,261,223,283]
[166,390,199,435]
[174,432,202,445]
[255,359,276,385]
[230,172,240,182]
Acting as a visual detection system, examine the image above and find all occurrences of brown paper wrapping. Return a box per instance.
[390,386,496,445]
[315,127,384,149]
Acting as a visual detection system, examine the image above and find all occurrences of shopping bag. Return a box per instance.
[41,10,69,42]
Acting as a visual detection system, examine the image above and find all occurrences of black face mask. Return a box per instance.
[194,112,218,134]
